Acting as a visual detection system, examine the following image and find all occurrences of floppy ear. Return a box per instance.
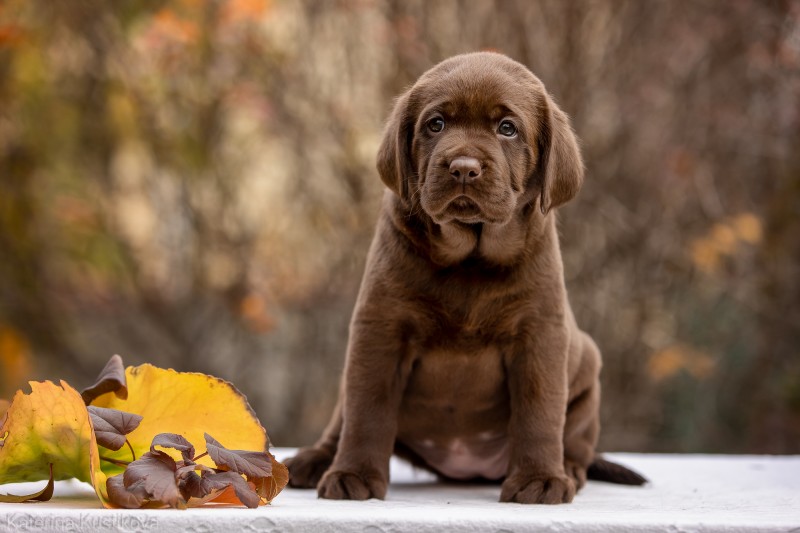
[535,93,584,214]
[376,91,414,201]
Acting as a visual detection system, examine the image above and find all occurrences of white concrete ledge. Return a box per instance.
[0,449,798,532]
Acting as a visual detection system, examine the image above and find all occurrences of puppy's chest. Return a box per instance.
[405,342,506,402]
[401,296,518,409]
[400,338,510,435]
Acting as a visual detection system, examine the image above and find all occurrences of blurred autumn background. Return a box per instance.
[1,0,799,454]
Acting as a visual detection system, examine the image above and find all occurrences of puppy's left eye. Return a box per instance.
[428,117,445,133]
[498,120,517,137]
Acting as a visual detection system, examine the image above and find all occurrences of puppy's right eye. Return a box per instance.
[428,117,445,133]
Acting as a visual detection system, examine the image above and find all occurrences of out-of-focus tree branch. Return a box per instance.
[0,0,797,451]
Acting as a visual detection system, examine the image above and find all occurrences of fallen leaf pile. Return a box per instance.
[0,355,287,509]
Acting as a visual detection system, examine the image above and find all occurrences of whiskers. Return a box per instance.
[404,176,427,220]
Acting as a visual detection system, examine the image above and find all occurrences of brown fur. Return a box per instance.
[285,52,644,504]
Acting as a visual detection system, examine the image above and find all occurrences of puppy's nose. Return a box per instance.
[449,157,482,183]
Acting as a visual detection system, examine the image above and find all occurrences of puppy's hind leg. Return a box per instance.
[562,333,601,490]
[564,334,648,487]
[285,388,342,488]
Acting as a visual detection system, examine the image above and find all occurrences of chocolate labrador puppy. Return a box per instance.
[286,52,645,504]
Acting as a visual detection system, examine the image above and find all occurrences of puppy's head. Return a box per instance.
[377,52,584,225]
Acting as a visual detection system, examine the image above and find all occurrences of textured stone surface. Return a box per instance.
[0,449,798,532]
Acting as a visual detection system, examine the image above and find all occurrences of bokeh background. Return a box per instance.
[1,0,799,454]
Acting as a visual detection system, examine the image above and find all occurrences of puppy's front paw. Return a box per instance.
[317,468,387,500]
[285,447,334,489]
[500,473,576,504]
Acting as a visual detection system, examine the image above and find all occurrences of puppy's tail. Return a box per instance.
[587,456,648,486]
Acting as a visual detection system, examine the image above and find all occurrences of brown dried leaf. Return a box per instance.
[250,453,289,503]
[0,463,54,503]
[175,462,214,500]
[204,433,271,477]
[175,466,260,507]
[87,406,143,451]
[178,470,205,500]
[199,471,260,508]
[123,451,184,508]
[185,485,235,507]
[151,433,195,462]
[106,474,148,509]
[81,354,127,405]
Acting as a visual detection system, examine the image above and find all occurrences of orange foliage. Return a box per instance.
[0,326,32,396]
[690,212,763,274]
[222,0,271,24]
[0,25,25,47]
[142,8,199,48]
[238,292,274,333]
[648,344,716,382]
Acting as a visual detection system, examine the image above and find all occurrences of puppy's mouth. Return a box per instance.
[443,196,483,222]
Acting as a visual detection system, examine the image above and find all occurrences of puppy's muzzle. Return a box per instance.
[449,156,482,184]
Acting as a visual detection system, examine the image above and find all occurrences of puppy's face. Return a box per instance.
[413,62,541,225]
[378,53,584,224]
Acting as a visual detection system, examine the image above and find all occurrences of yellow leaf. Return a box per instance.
[0,381,105,502]
[90,364,268,477]
[0,463,54,503]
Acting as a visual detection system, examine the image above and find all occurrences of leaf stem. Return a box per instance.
[125,439,137,461]
[100,455,130,467]
[193,451,208,462]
